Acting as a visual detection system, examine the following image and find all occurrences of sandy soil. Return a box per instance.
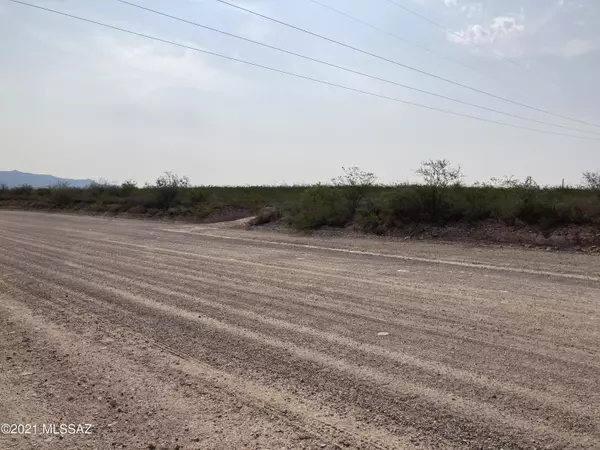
[0,211,598,449]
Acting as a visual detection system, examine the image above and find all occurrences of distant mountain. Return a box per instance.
[0,170,93,188]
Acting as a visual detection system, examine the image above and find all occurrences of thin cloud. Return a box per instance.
[448,15,525,47]
[442,1,598,59]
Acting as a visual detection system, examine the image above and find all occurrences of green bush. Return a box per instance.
[182,187,208,207]
[378,186,454,225]
[448,187,493,223]
[354,197,386,234]
[11,184,34,196]
[36,187,51,197]
[120,180,137,197]
[50,184,78,207]
[331,166,377,215]
[88,180,114,198]
[153,172,190,210]
[2,166,599,233]
[285,184,353,229]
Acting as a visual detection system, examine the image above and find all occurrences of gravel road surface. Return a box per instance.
[1,211,598,449]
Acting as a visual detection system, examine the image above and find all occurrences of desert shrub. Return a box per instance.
[120,180,138,197]
[490,197,519,225]
[514,189,560,226]
[2,165,598,233]
[133,192,161,209]
[11,184,34,196]
[447,187,493,223]
[354,186,489,232]
[416,159,464,187]
[85,180,137,201]
[582,171,600,191]
[194,204,212,220]
[286,184,353,229]
[49,183,77,207]
[88,180,113,196]
[331,166,377,215]
[35,187,51,197]
[377,187,423,226]
[552,197,600,225]
[154,172,190,209]
[234,192,266,213]
[182,187,208,207]
[384,186,460,225]
[413,160,467,224]
[354,197,386,234]
[86,201,102,212]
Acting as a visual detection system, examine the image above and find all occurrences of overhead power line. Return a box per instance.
[213,0,600,130]
[7,0,599,141]
[115,0,599,137]
[307,0,509,88]
[381,0,558,87]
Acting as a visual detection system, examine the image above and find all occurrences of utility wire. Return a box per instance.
[213,0,600,130]
[307,0,513,89]
[7,0,599,142]
[115,0,599,136]
[382,0,529,68]
[381,0,558,87]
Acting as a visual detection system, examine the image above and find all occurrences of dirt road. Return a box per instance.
[1,211,598,449]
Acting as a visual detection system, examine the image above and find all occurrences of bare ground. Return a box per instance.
[0,211,598,450]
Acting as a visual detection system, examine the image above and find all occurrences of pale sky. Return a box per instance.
[1,0,599,185]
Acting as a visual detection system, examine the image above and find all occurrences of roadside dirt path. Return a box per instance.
[1,211,598,449]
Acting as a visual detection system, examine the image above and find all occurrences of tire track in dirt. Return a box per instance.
[162,229,600,282]
[4,223,599,322]
[1,239,597,410]
[3,231,598,372]
[0,272,441,449]
[2,234,599,410]
[1,212,599,449]
[1,248,597,449]
[4,230,598,346]
[1,284,399,450]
